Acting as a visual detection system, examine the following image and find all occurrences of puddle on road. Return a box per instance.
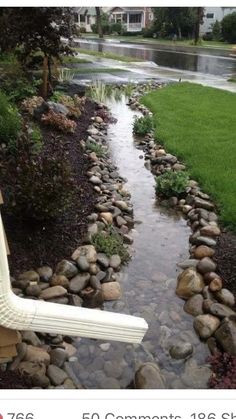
[70,96,209,389]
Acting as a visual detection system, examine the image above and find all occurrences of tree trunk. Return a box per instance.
[194,7,203,45]
[95,7,103,39]
[178,26,182,39]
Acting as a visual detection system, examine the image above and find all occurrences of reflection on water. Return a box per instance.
[76,39,236,77]
[70,97,209,389]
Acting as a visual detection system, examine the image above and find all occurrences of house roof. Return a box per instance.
[75,7,97,16]
[109,7,146,13]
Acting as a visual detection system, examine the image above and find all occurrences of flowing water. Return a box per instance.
[70,96,210,389]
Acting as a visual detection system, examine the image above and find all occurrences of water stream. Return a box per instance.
[70,96,210,389]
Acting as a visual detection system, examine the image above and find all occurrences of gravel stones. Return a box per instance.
[37,266,53,282]
[197,257,216,274]
[194,245,215,259]
[184,294,204,316]
[40,286,67,300]
[169,342,193,359]
[109,255,121,270]
[215,288,235,307]
[135,362,165,389]
[72,245,97,264]
[50,348,68,368]
[47,365,68,386]
[176,268,204,299]
[18,270,39,283]
[215,319,236,355]
[24,346,50,365]
[69,273,90,293]
[194,314,220,339]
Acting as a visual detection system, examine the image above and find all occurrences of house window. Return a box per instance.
[206,13,214,18]
[129,14,142,23]
[74,13,79,23]
[80,14,86,23]
[87,15,90,24]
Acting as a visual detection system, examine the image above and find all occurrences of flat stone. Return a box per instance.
[177,259,198,269]
[215,289,235,307]
[194,314,220,339]
[200,225,220,237]
[25,284,41,297]
[18,270,39,283]
[194,197,214,211]
[47,365,68,386]
[215,319,236,355]
[109,255,121,270]
[77,256,90,272]
[169,342,193,359]
[184,294,204,316]
[114,200,128,211]
[209,277,223,292]
[25,346,50,365]
[40,286,67,300]
[195,236,217,247]
[68,294,83,307]
[208,303,235,319]
[97,253,110,269]
[55,260,78,279]
[100,212,113,224]
[37,266,53,282]
[116,215,127,227]
[50,348,68,368]
[102,282,122,301]
[135,362,165,389]
[176,268,204,300]
[21,331,41,346]
[197,257,216,274]
[89,176,102,185]
[90,276,102,290]
[181,359,211,389]
[50,275,69,289]
[194,245,215,259]
[72,245,97,263]
[69,273,90,293]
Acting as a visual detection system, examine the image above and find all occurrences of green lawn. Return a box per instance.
[142,83,236,230]
[73,47,142,62]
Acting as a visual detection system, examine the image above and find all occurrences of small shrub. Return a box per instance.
[4,145,75,220]
[2,76,39,103]
[221,12,236,43]
[155,171,189,198]
[92,228,130,263]
[208,352,236,389]
[41,110,77,133]
[21,96,45,115]
[0,90,21,148]
[58,67,75,82]
[133,115,154,136]
[87,142,104,157]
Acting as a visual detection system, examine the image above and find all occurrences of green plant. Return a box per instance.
[0,90,21,148]
[87,80,110,103]
[155,171,189,198]
[221,12,236,43]
[58,67,75,82]
[92,227,130,262]
[29,125,43,154]
[212,20,222,41]
[133,115,154,136]
[123,83,135,98]
[87,142,104,157]
[41,110,77,133]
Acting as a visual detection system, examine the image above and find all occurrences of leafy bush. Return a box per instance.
[221,12,236,43]
[2,76,39,103]
[4,143,75,220]
[155,171,189,198]
[142,27,156,38]
[92,228,130,262]
[0,90,21,148]
[50,92,81,118]
[87,142,104,157]
[212,20,222,41]
[21,96,45,115]
[133,115,153,136]
[41,110,77,133]
[110,22,122,34]
[208,352,236,389]
[202,32,213,41]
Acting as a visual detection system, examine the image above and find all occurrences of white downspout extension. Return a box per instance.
[0,214,148,343]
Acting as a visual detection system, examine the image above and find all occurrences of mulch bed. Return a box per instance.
[1,99,97,277]
[214,230,236,298]
[0,369,32,389]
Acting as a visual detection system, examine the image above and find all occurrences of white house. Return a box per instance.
[73,7,97,33]
[200,7,236,35]
[108,7,153,33]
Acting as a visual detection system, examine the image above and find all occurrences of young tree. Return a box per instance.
[221,12,236,43]
[152,8,197,39]
[95,7,103,39]
[193,7,204,45]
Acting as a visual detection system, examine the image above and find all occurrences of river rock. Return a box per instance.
[169,342,193,359]
[101,282,121,300]
[25,346,50,365]
[25,284,41,297]
[47,365,68,386]
[194,245,215,259]
[18,361,49,388]
[97,253,110,268]
[135,362,165,389]
[194,197,214,211]
[37,266,53,282]
[90,275,102,290]
[18,270,39,283]
[215,289,235,307]
[200,225,220,237]
[184,294,204,316]
[69,273,90,293]
[177,259,198,269]
[72,245,97,263]
[77,256,90,272]
[55,260,78,279]
[195,236,217,247]
[215,319,236,355]
[109,255,121,270]
[181,358,211,388]
[194,314,220,339]
[80,287,104,307]
[40,286,67,300]
[89,175,102,185]
[208,303,235,318]
[50,275,70,289]
[100,212,113,224]
[48,101,68,115]
[197,257,216,274]
[21,331,41,346]
[114,200,129,211]
[209,277,223,292]
[50,348,68,368]
[204,271,221,283]
[176,268,204,300]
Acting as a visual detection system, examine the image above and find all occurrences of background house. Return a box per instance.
[200,7,236,35]
[108,7,153,33]
[74,7,97,32]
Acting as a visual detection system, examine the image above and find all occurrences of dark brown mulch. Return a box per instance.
[0,370,32,389]
[1,99,97,277]
[214,230,236,298]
